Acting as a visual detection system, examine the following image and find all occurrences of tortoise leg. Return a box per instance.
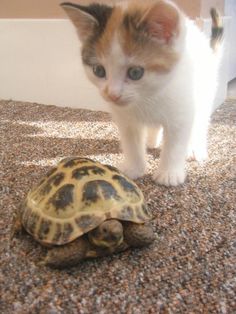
[11,213,24,239]
[42,237,89,268]
[123,222,155,248]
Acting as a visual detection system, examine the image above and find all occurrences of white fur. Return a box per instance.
[83,7,221,186]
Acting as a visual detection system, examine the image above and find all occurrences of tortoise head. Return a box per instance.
[88,219,123,248]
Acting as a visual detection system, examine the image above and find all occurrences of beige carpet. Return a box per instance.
[0,99,235,313]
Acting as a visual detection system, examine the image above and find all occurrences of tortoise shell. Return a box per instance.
[22,157,151,245]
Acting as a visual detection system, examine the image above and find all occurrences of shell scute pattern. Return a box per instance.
[45,167,57,178]
[75,214,103,232]
[23,207,40,235]
[37,218,52,240]
[62,222,74,243]
[62,157,93,168]
[117,206,134,220]
[52,223,63,243]
[112,174,141,202]
[81,179,121,205]
[23,157,151,245]
[39,172,66,196]
[47,184,74,213]
[104,164,120,173]
[72,166,106,180]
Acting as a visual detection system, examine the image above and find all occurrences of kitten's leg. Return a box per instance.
[147,126,163,149]
[153,121,192,186]
[117,122,147,179]
[188,115,209,162]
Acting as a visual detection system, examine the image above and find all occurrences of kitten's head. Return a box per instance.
[61,0,185,108]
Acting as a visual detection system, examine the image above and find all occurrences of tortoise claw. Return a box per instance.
[37,259,47,267]
[10,216,23,240]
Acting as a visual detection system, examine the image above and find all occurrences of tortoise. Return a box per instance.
[13,157,155,268]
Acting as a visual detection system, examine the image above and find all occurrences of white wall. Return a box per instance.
[225,0,236,81]
[0,19,108,111]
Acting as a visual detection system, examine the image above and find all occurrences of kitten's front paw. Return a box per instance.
[119,162,146,180]
[153,168,186,186]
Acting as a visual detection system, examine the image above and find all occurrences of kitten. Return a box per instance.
[61,0,223,186]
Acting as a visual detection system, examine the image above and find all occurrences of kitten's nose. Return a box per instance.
[107,92,121,102]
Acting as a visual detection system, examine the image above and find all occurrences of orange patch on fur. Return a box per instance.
[102,85,110,101]
[119,0,180,73]
[96,7,123,57]
[146,55,179,72]
[96,0,180,73]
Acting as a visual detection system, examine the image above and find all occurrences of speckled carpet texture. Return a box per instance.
[0,99,235,313]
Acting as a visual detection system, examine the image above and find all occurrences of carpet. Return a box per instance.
[0,99,235,313]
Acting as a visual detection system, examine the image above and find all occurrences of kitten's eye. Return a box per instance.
[93,64,106,78]
[127,66,144,80]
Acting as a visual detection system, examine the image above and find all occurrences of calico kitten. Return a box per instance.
[61,0,223,186]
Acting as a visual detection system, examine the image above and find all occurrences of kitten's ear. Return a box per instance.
[142,1,180,43]
[61,3,98,41]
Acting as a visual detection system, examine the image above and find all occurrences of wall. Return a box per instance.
[0,0,230,111]
[0,0,121,18]
[0,0,63,18]
[225,0,236,80]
